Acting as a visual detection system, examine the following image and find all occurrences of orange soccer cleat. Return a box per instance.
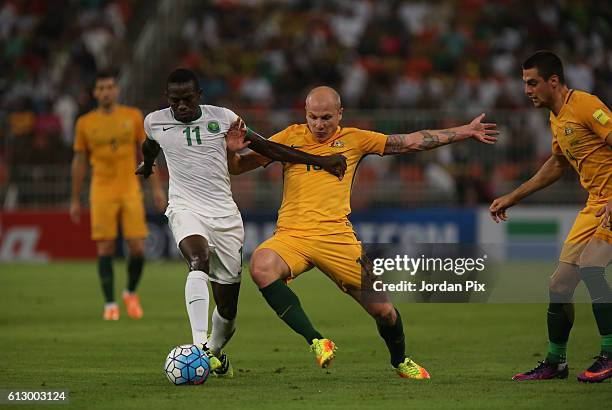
[394,358,431,380]
[310,338,337,368]
[103,304,120,321]
[122,291,143,320]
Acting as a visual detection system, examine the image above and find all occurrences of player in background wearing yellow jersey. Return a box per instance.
[227,86,498,379]
[71,70,167,321]
[490,51,612,383]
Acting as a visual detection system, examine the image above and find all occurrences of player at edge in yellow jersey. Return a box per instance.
[71,69,167,321]
[226,86,498,379]
[490,51,612,383]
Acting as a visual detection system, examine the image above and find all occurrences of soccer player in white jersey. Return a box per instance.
[136,68,346,377]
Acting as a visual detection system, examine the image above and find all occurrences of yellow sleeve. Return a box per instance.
[73,116,88,152]
[133,109,146,144]
[357,129,388,155]
[576,94,612,141]
[268,127,291,144]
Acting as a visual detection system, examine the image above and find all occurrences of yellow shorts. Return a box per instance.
[90,194,148,241]
[559,201,612,264]
[256,230,366,291]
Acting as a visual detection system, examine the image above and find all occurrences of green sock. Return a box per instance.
[602,334,612,355]
[546,291,574,364]
[127,256,144,293]
[259,279,323,344]
[98,255,114,303]
[546,341,567,364]
[580,267,612,337]
[376,308,406,367]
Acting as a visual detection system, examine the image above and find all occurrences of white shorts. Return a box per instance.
[167,210,244,284]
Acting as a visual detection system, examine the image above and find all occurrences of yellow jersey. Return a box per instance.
[263,124,387,235]
[550,90,612,202]
[74,105,145,200]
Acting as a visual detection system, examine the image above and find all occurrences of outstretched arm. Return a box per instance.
[489,154,570,223]
[383,113,498,155]
[226,119,347,179]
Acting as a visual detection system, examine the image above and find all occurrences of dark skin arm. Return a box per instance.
[135,138,161,178]
[226,119,347,179]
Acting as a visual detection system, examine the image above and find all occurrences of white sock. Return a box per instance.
[185,270,210,346]
[208,307,236,356]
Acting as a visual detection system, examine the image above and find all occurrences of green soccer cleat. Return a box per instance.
[394,358,431,379]
[310,338,337,368]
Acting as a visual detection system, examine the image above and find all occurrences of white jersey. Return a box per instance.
[144,105,239,217]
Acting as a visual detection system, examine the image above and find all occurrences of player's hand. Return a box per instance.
[69,200,81,224]
[489,193,517,223]
[154,189,167,213]
[319,154,347,180]
[135,161,154,179]
[596,199,612,228]
[226,117,250,152]
[465,113,499,144]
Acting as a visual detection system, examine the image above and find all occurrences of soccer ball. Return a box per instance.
[164,344,210,385]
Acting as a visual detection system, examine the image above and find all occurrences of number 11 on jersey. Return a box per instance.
[183,126,201,146]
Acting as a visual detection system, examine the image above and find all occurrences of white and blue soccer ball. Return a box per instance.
[164,344,210,385]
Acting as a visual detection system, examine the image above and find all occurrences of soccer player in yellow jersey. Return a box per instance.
[227,86,498,379]
[70,70,167,321]
[490,51,612,383]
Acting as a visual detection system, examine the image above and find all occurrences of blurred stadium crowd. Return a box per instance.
[1,0,610,209]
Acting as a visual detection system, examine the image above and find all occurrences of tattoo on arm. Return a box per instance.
[384,130,459,154]
[417,130,440,150]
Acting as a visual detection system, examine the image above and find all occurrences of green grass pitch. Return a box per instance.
[0,261,609,409]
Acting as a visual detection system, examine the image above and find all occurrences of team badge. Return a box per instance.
[207,120,220,133]
[593,109,609,125]
[331,140,345,148]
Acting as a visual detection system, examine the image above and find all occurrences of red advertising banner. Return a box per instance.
[0,210,96,260]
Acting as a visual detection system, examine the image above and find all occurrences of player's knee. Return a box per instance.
[96,240,115,256]
[217,304,237,321]
[127,240,145,258]
[548,277,576,296]
[250,251,281,288]
[249,259,272,287]
[187,253,209,273]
